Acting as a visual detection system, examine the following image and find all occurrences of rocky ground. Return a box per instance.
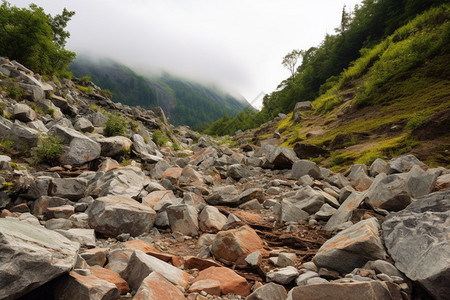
[0,57,449,300]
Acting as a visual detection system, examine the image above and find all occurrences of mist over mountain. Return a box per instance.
[69,54,252,130]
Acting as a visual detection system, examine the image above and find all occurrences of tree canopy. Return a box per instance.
[0,1,75,76]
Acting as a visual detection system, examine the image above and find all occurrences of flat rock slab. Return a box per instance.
[287,281,404,300]
[324,191,365,231]
[0,218,79,299]
[314,218,386,274]
[382,190,450,300]
[87,196,156,237]
[192,266,250,296]
[246,282,287,300]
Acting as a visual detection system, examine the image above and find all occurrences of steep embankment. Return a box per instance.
[70,55,251,130]
[240,5,450,171]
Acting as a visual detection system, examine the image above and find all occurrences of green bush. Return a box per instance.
[77,85,93,94]
[6,84,23,100]
[79,75,91,84]
[34,134,63,165]
[152,130,170,146]
[104,113,128,137]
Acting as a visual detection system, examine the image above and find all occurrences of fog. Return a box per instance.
[13,0,362,107]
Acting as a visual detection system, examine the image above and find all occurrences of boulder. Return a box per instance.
[0,117,39,150]
[279,199,309,223]
[206,185,240,206]
[314,218,387,274]
[49,125,101,165]
[291,160,322,179]
[0,218,79,299]
[32,196,72,216]
[287,281,404,300]
[389,154,427,173]
[227,164,251,180]
[324,191,365,231]
[53,271,120,300]
[81,248,108,267]
[48,177,87,201]
[192,266,250,296]
[246,282,287,300]
[293,142,329,159]
[142,190,180,211]
[179,165,204,186]
[88,266,130,294]
[199,205,227,233]
[294,101,312,111]
[86,167,150,198]
[382,190,450,300]
[166,204,199,237]
[87,196,156,237]
[369,158,389,177]
[56,228,96,248]
[73,117,94,133]
[96,136,132,157]
[265,146,299,169]
[13,103,36,122]
[266,266,299,284]
[149,160,170,180]
[18,82,45,101]
[122,250,191,292]
[406,165,438,198]
[0,155,12,171]
[211,225,264,263]
[364,173,411,211]
[134,272,185,300]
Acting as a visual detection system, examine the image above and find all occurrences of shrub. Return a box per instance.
[152,130,170,146]
[77,85,93,94]
[79,75,91,84]
[0,138,14,150]
[130,121,139,133]
[104,113,128,137]
[34,134,63,165]
[6,84,23,100]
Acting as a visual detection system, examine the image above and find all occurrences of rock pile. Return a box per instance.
[0,57,449,300]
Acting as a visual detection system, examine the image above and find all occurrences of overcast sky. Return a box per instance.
[14,0,362,107]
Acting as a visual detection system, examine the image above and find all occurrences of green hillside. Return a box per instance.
[69,56,251,130]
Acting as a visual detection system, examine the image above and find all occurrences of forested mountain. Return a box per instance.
[70,55,251,129]
[204,0,449,136]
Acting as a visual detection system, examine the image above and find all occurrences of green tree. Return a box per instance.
[0,1,75,75]
[282,49,304,77]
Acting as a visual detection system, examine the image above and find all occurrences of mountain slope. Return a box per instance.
[69,55,251,129]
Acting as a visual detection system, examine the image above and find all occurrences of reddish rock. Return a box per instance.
[81,248,108,267]
[89,266,130,294]
[134,272,186,300]
[192,266,250,296]
[188,279,221,296]
[9,203,30,213]
[161,167,183,185]
[142,190,177,211]
[288,281,404,300]
[211,225,264,263]
[184,256,222,270]
[53,271,120,300]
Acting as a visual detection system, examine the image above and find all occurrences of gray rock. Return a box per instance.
[279,199,310,223]
[364,173,411,211]
[0,117,39,150]
[292,160,322,179]
[277,252,297,267]
[27,120,48,133]
[406,165,438,198]
[55,228,96,248]
[0,218,79,299]
[73,117,94,133]
[363,260,403,278]
[166,204,199,237]
[46,117,74,130]
[32,195,72,216]
[295,270,319,286]
[87,196,156,237]
[149,160,171,180]
[199,205,227,233]
[314,218,387,274]
[315,203,337,221]
[245,250,262,266]
[13,103,36,122]
[267,266,299,284]
[96,136,132,157]
[227,164,251,180]
[369,158,389,177]
[44,218,73,230]
[122,250,191,292]
[86,167,150,198]
[246,282,287,300]
[18,82,45,101]
[294,101,312,111]
[48,177,87,201]
[389,154,427,173]
[206,185,240,206]
[49,125,101,165]
[382,190,450,300]
[265,146,299,169]
[0,155,12,171]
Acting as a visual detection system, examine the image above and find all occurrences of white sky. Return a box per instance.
[13,0,362,107]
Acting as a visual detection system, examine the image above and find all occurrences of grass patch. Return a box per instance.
[152,130,170,147]
[0,138,14,150]
[6,84,23,100]
[77,85,93,94]
[405,113,428,130]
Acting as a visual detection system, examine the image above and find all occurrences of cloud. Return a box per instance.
[13,0,362,104]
